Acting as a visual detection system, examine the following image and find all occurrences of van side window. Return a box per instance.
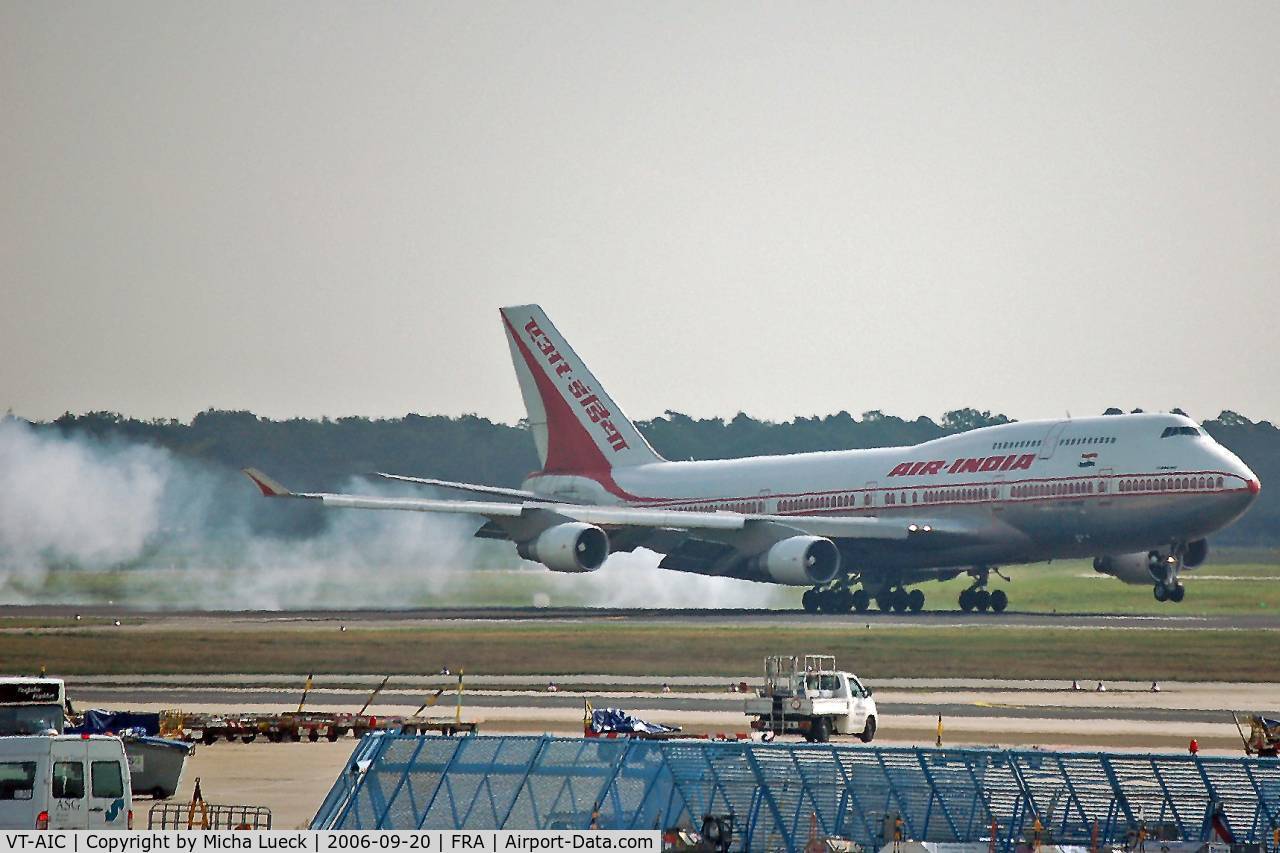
[53,761,84,799]
[0,761,36,800]
[92,761,124,799]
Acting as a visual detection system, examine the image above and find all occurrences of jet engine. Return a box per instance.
[517,522,609,573]
[753,536,842,586]
[1092,550,1176,586]
[1184,538,1208,569]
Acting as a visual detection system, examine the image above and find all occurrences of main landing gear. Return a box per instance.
[875,587,925,614]
[958,567,1009,614]
[802,581,923,613]
[802,584,863,614]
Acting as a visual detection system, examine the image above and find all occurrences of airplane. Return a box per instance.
[243,304,1261,613]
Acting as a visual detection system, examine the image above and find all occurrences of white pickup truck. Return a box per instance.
[744,654,877,743]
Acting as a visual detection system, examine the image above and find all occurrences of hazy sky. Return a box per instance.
[3,2,1278,427]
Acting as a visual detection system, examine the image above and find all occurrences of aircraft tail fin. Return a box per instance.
[500,304,664,474]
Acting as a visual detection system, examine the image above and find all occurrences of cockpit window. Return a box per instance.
[1160,426,1201,438]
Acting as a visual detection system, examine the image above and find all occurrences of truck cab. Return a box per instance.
[0,735,132,830]
[744,654,877,743]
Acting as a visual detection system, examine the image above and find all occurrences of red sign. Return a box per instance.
[887,453,1036,477]
[525,319,630,452]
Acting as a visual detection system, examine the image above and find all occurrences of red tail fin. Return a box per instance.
[500,305,663,475]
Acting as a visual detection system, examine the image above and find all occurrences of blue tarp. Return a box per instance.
[127,736,191,753]
[67,709,161,736]
[589,707,678,734]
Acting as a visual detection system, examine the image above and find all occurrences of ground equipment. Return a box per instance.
[123,734,193,799]
[148,777,271,830]
[1233,711,1280,757]
[744,654,877,742]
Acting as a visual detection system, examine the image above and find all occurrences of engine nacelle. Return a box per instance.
[517,522,609,573]
[753,536,842,586]
[1184,538,1208,569]
[1092,551,1174,585]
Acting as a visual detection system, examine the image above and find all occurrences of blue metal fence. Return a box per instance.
[312,734,1280,852]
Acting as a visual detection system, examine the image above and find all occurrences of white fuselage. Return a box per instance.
[525,413,1258,576]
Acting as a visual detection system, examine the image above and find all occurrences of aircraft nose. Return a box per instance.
[1230,456,1260,501]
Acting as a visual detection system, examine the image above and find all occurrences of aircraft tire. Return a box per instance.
[1153,583,1168,602]
[833,589,855,613]
[974,589,991,612]
[851,589,871,612]
[1169,583,1185,603]
[876,595,892,612]
[990,589,1008,613]
[802,590,820,613]
[892,588,911,613]
[958,589,975,612]
[907,589,925,612]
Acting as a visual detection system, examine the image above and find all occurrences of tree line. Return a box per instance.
[33,406,1280,547]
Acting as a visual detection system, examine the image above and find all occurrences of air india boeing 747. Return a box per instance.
[244,305,1260,613]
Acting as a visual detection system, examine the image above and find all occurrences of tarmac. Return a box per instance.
[8,604,1273,830]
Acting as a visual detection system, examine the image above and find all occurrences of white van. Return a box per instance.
[0,735,132,830]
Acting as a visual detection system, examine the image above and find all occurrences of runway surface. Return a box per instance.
[6,604,1279,630]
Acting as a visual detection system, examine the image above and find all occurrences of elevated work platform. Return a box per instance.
[312,734,1280,852]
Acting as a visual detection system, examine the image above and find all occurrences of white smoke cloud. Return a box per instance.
[0,418,793,610]
[546,549,793,609]
[0,420,168,573]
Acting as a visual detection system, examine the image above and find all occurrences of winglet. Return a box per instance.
[242,468,292,497]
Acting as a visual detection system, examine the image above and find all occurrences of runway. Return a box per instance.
[7,604,1279,631]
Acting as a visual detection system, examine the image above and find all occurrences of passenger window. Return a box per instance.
[53,761,84,799]
[91,761,123,799]
[0,761,36,801]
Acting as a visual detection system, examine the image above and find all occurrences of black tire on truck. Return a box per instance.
[811,717,831,743]
[859,716,877,743]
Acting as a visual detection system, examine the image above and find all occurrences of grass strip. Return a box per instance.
[10,624,1275,681]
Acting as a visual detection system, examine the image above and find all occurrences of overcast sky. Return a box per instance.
[2,2,1277,427]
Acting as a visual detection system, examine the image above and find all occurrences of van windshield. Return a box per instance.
[0,704,63,736]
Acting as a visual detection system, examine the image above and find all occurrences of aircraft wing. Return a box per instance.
[242,468,921,539]
[374,472,561,503]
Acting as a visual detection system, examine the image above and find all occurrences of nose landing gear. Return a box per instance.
[1150,549,1186,604]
